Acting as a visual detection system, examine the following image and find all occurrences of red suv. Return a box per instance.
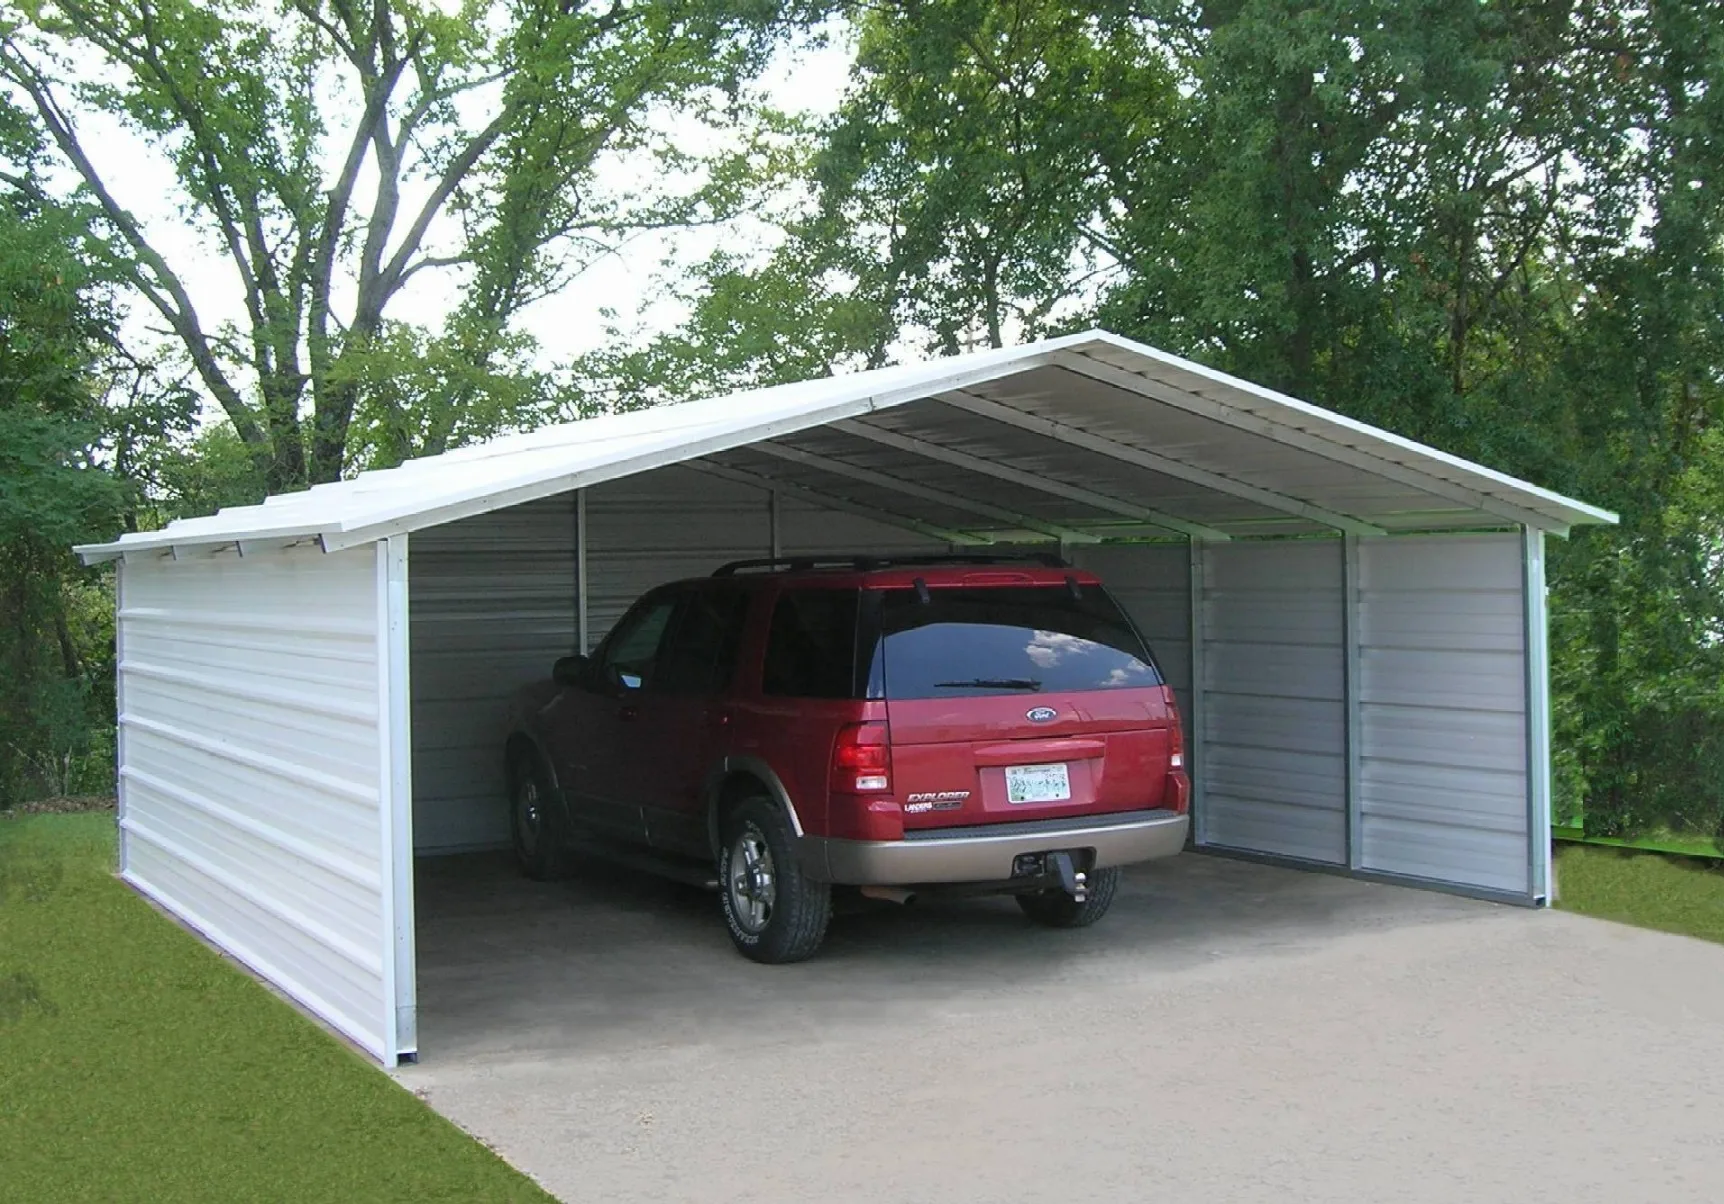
[505,554,1190,962]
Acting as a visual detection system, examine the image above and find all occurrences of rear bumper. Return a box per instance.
[801,809,1189,886]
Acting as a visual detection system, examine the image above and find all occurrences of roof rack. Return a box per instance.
[712,552,1069,577]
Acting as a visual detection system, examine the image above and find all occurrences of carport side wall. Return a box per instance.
[408,464,942,854]
[114,544,397,1061]
[1176,531,1537,902]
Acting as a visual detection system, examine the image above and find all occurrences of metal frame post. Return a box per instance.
[575,489,590,653]
[114,559,129,874]
[376,535,418,1064]
[1188,537,1207,845]
[1343,535,1364,870]
[769,488,781,559]
[1523,527,1553,904]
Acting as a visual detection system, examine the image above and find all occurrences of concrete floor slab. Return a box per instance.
[398,852,1724,1204]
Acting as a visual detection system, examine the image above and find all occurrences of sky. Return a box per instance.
[58,19,856,382]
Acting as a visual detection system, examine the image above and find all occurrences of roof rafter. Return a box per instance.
[687,459,993,547]
[938,390,1385,537]
[748,441,1103,544]
[828,420,1232,542]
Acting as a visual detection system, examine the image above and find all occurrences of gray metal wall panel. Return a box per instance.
[1199,540,1347,864]
[1356,533,1530,894]
[409,494,577,852]
[117,546,391,1060]
[1069,544,1193,744]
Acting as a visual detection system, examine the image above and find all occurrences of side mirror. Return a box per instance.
[552,654,590,688]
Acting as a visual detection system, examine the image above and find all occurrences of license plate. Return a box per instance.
[1004,763,1071,804]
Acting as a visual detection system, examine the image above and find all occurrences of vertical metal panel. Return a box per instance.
[1343,535,1363,869]
[576,489,590,654]
[1190,540,1207,842]
[1198,540,1348,864]
[409,494,578,852]
[378,536,417,1061]
[1356,533,1530,895]
[117,545,391,1060]
[1524,528,1553,903]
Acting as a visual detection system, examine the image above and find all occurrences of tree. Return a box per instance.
[1,0,820,491]
[0,185,127,803]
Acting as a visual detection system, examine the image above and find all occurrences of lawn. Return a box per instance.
[1555,841,1724,946]
[0,812,555,1204]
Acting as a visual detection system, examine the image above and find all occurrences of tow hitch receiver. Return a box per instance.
[1020,848,1089,896]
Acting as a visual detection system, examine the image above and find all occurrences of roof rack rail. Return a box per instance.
[712,552,1068,577]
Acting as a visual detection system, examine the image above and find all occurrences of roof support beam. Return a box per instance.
[749,441,1103,544]
[828,420,1232,542]
[1049,352,1564,534]
[687,459,993,547]
[938,390,1385,537]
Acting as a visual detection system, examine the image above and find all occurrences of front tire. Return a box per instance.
[719,795,830,964]
[509,749,567,881]
[1015,866,1121,928]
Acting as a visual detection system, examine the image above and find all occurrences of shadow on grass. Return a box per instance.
[1555,843,1724,946]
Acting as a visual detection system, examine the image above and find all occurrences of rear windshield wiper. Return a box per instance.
[932,678,1043,691]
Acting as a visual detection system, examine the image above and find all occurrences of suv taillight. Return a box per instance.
[832,722,892,793]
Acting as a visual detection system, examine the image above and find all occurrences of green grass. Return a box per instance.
[1555,842,1724,946]
[0,812,555,1204]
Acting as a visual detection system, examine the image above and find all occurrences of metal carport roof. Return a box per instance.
[77,329,1616,565]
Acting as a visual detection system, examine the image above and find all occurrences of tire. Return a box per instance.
[719,795,831,964]
[1015,865,1121,928]
[508,748,567,881]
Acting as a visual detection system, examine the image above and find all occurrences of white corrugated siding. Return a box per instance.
[1197,540,1348,864]
[407,468,942,852]
[117,545,394,1059]
[1356,533,1530,894]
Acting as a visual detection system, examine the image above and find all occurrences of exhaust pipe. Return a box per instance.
[860,886,917,905]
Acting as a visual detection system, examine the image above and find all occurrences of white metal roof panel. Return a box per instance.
[78,330,1615,564]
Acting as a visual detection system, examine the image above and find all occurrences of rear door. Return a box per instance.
[635,583,753,857]
[871,583,1178,829]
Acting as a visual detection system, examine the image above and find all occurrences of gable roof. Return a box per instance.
[77,329,1615,564]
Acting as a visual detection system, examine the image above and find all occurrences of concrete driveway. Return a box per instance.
[398,852,1724,1204]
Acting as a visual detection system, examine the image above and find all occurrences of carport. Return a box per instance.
[77,329,1616,1066]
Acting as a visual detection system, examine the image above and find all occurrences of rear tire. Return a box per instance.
[719,795,830,964]
[509,749,567,881]
[1015,866,1121,928]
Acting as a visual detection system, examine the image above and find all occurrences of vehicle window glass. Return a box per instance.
[599,594,679,689]
[762,588,860,698]
[656,587,751,695]
[866,585,1161,699]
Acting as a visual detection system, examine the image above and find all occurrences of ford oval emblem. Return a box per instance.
[1026,706,1058,723]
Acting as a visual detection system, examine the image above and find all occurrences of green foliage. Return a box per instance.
[0,193,126,806]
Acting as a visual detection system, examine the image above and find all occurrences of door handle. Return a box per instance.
[617,705,639,721]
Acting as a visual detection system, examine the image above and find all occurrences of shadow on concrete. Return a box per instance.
[411,847,1492,1062]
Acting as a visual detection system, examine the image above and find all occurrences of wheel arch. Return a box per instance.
[702,755,805,858]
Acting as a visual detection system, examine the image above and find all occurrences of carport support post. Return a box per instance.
[1343,535,1363,870]
[1523,527,1553,905]
[576,489,590,653]
[377,535,418,1063]
[1187,538,1207,844]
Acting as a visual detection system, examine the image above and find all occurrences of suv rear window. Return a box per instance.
[762,588,861,698]
[866,584,1161,699]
